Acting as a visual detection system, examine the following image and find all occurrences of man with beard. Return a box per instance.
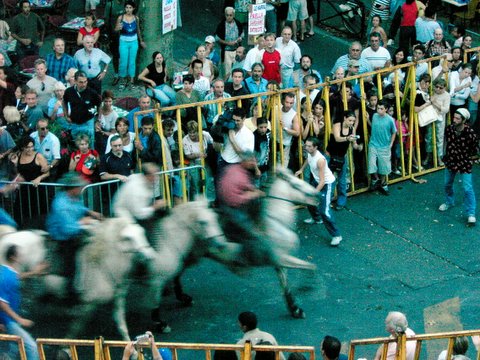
[293,54,322,89]
[9,0,45,58]
[245,62,268,95]
[226,46,246,81]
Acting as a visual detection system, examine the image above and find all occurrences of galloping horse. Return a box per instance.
[168,168,319,320]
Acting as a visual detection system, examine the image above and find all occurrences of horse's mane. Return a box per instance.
[84,218,129,263]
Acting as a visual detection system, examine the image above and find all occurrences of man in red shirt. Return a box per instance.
[217,151,265,262]
[261,33,282,86]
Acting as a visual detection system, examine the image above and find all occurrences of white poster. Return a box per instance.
[248,3,266,35]
[162,0,177,34]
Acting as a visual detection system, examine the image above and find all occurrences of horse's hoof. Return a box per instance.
[179,293,193,306]
[154,320,172,334]
[291,306,306,319]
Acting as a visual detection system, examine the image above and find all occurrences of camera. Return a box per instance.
[133,333,150,345]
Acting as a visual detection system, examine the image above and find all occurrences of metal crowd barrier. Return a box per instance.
[34,337,315,360]
[348,329,480,360]
[0,333,27,360]
[131,46,480,198]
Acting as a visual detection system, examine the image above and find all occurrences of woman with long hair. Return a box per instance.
[115,1,146,90]
[138,51,177,107]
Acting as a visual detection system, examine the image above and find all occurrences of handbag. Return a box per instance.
[417,105,438,127]
[328,155,345,173]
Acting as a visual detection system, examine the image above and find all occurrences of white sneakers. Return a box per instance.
[468,216,476,225]
[304,218,322,224]
[439,203,451,211]
[330,236,343,246]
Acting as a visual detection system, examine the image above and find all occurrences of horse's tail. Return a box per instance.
[277,254,316,271]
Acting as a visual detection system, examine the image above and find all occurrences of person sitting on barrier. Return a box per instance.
[321,335,347,360]
[236,311,284,360]
[374,311,417,360]
[437,336,468,360]
[113,162,166,228]
[121,331,165,360]
[100,135,135,182]
[0,244,47,360]
[46,172,102,303]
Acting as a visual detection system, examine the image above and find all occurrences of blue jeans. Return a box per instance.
[444,169,476,216]
[71,118,95,148]
[146,84,177,107]
[6,322,39,360]
[119,39,139,78]
[308,178,341,237]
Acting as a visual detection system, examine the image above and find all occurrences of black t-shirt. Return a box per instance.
[64,86,101,124]
[146,63,166,86]
[99,151,134,176]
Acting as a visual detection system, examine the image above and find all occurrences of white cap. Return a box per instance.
[205,35,216,43]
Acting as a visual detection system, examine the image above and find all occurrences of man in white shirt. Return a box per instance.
[361,32,391,70]
[26,58,57,113]
[243,34,265,75]
[275,26,301,89]
[236,311,285,360]
[30,118,61,178]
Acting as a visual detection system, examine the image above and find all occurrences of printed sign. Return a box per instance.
[248,3,266,35]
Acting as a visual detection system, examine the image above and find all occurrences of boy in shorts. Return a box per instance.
[368,99,397,195]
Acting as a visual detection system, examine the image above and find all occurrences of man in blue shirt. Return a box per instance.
[46,172,102,301]
[127,94,153,133]
[244,62,268,95]
[46,38,77,82]
[0,245,46,360]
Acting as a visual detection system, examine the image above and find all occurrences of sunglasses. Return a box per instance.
[41,82,45,91]
[88,60,91,69]
[435,86,444,89]
[38,127,48,131]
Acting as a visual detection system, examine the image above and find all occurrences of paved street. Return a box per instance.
[27,167,480,359]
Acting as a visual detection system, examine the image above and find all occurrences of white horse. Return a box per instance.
[169,168,320,320]
[0,218,157,341]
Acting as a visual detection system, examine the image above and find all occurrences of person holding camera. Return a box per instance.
[122,331,164,360]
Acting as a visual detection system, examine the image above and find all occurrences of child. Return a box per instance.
[368,99,397,195]
[253,117,271,187]
[393,110,411,175]
[77,12,100,47]
[365,90,378,128]
[261,33,282,86]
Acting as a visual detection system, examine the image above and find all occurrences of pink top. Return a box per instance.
[218,164,256,208]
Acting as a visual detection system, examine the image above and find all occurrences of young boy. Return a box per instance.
[368,99,397,195]
[253,117,271,187]
[365,90,378,126]
[260,33,282,86]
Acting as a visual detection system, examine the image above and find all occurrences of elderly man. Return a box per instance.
[374,312,417,360]
[30,119,61,178]
[100,135,135,182]
[46,38,77,82]
[63,71,101,146]
[361,32,391,70]
[276,26,301,89]
[127,94,153,132]
[74,35,111,94]
[331,41,373,75]
[9,0,45,58]
[204,79,232,126]
[215,7,244,78]
[425,28,451,59]
[26,59,57,112]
